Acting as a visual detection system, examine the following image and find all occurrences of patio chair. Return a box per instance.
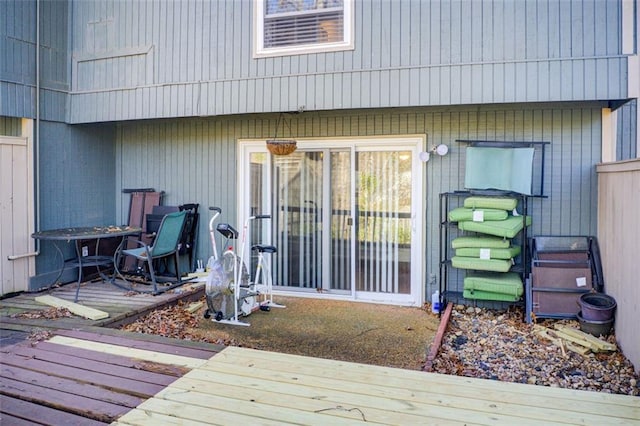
[178,203,200,272]
[113,210,188,294]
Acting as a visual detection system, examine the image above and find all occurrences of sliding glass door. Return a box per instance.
[355,150,413,296]
[239,137,423,306]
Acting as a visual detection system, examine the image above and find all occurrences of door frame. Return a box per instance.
[238,135,426,306]
[1,120,36,296]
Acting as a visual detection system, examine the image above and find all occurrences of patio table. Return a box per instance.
[32,226,142,302]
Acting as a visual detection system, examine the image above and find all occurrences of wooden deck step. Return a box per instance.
[114,347,640,426]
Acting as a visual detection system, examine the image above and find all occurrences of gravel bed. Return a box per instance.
[431,305,639,396]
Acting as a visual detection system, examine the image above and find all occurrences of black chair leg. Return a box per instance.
[174,253,181,283]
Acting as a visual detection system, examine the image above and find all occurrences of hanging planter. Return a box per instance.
[267,113,297,156]
[266,139,297,156]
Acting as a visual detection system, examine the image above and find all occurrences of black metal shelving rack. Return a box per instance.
[436,139,549,312]
[438,190,530,308]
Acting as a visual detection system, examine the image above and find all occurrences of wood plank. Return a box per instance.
[35,295,109,320]
[424,301,453,371]
[74,325,224,352]
[47,336,207,369]
[0,364,144,408]
[168,376,462,425]
[8,344,178,386]
[212,347,640,411]
[138,395,359,426]
[28,340,190,377]
[554,325,617,351]
[0,413,38,426]
[53,329,217,359]
[0,395,106,426]
[192,358,606,425]
[111,409,205,426]
[0,353,165,398]
[0,377,130,423]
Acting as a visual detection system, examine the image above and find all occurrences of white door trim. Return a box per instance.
[238,135,426,306]
[1,121,36,295]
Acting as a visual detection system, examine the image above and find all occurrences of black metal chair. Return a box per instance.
[179,203,200,272]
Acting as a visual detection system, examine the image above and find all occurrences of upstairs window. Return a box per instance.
[254,0,354,58]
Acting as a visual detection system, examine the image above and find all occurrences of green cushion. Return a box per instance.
[451,236,510,249]
[463,196,518,211]
[464,272,524,297]
[458,215,531,238]
[451,256,513,273]
[464,147,535,195]
[447,207,509,223]
[455,245,521,260]
[463,289,522,302]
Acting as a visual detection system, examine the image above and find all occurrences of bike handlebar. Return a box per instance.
[209,206,222,213]
[252,215,271,220]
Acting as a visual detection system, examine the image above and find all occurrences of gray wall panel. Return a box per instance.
[63,0,630,123]
[617,100,638,161]
[0,0,68,121]
[115,104,603,297]
[28,121,116,287]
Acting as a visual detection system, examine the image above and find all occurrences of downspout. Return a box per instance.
[10,0,41,262]
[34,0,41,254]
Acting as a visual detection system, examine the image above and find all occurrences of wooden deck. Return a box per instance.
[0,278,205,341]
[2,280,639,425]
[115,346,640,425]
[0,278,222,424]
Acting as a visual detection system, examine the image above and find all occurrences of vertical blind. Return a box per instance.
[273,152,323,289]
[356,151,412,294]
[264,0,345,48]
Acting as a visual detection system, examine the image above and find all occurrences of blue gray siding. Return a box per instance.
[30,121,117,290]
[115,105,602,296]
[617,100,638,160]
[66,0,630,123]
[0,0,69,121]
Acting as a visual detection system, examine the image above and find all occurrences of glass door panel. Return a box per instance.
[329,151,352,291]
[273,152,323,289]
[355,151,412,295]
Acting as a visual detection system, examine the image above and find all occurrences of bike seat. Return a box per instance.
[251,244,277,254]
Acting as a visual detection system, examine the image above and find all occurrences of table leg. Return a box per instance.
[50,241,66,286]
[74,241,84,302]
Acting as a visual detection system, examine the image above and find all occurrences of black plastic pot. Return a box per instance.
[577,311,614,337]
[578,293,617,321]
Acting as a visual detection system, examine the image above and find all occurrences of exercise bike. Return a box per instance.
[203,209,283,326]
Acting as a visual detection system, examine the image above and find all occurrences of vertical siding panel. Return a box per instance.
[502,0,515,60]
[369,0,381,69]
[429,0,442,64]
[558,0,572,57]
[390,0,401,66]
[408,0,421,67]
[470,0,482,62]
[459,0,471,63]
[481,0,493,61]
[581,0,595,56]
[471,64,483,104]
[571,0,585,57]
[429,68,440,105]
[607,1,620,54]
[526,62,538,102]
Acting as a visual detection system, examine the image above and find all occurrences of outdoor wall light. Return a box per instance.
[433,144,449,156]
[419,144,449,162]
